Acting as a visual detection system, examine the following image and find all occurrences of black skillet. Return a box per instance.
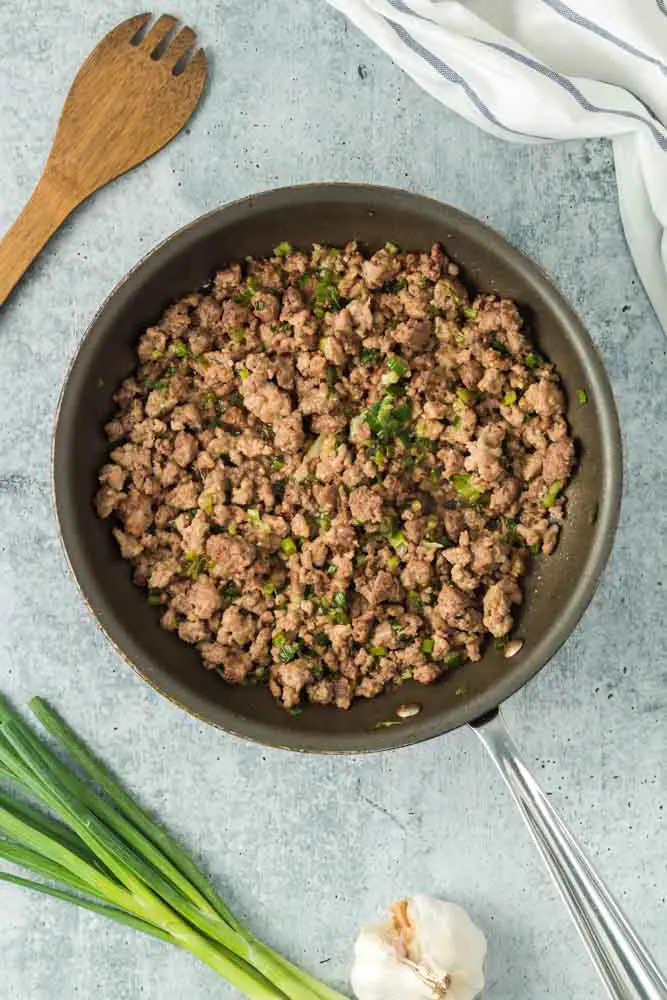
[53,185,667,998]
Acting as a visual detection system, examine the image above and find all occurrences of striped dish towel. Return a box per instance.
[326,0,667,333]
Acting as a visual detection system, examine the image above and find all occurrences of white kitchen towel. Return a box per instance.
[326,0,667,333]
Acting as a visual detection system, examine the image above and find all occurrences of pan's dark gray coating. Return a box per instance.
[53,184,622,752]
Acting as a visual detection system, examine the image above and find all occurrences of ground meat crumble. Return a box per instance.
[95,240,575,711]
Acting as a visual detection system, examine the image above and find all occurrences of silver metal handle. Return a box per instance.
[472,710,667,1000]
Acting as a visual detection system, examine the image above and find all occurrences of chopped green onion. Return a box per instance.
[272,631,287,647]
[326,563,337,575]
[407,590,422,610]
[489,338,510,356]
[577,388,588,405]
[313,632,331,647]
[270,456,285,473]
[316,512,331,532]
[462,306,477,321]
[386,354,409,377]
[420,638,434,655]
[278,644,297,664]
[525,352,542,368]
[389,531,408,557]
[384,241,399,255]
[312,270,344,317]
[502,389,517,406]
[530,542,541,555]
[456,387,478,404]
[444,652,465,668]
[238,367,250,380]
[450,473,486,505]
[543,480,564,509]
[386,554,401,571]
[280,537,297,557]
[147,589,163,607]
[380,278,407,294]
[273,241,293,257]
[361,348,383,367]
[391,621,405,639]
[183,551,207,581]
[368,645,388,657]
[260,581,276,597]
[332,591,347,609]
[328,609,349,625]
[200,495,214,515]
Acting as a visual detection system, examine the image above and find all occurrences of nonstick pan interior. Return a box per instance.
[53,184,622,752]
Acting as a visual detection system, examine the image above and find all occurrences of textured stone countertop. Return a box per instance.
[1,2,666,998]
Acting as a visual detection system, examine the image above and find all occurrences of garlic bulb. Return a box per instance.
[351,895,487,1000]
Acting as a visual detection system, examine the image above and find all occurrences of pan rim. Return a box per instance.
[52,182,623,754]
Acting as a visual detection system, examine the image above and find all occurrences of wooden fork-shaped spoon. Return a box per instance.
[0,13,207,304]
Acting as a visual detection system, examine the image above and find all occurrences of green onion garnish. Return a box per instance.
[273,241,293,257]
[489,338,510,356]
[420,638,434,655]
[389,531,408,557]
[444,652,465,668]
[577,388,588,405]
[361,348,383,367]
[543,480,564,509]
[502,389,517,406]
[278,644,297,664]
[525,353,542,368]
[450,473,486,505]
[280,537,297,557]
[384,241,399,255]
[368,645,388,657]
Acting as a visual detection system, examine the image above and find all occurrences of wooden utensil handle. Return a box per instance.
[0,173,77,305]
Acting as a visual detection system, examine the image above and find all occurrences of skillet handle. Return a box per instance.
[471,710,667,1000]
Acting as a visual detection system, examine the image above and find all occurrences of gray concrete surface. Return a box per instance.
[1,1,666,998]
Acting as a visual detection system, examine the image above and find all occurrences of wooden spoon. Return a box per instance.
[0,13,207,305]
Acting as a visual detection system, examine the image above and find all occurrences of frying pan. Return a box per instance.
[53,184,665,998]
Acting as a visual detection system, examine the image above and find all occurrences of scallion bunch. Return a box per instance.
[0,695,348,1000]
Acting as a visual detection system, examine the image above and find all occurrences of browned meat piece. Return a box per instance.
[542,439,575,483]
[120,490,152,536]
[348,486,383,525]
[172,432,198,468]
[482,578,522,638]
[97,240,574,711]
[185,576,221,620]
[522,376,565,417]
[206,535,254,577]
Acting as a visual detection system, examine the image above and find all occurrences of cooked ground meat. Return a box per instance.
[95,241,575,710]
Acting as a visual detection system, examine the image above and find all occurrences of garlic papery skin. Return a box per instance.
[351,895,487,1000]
